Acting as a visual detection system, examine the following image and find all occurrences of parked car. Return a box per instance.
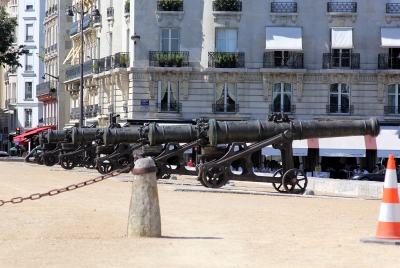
[350,170,400,183]
[0,151,9,157]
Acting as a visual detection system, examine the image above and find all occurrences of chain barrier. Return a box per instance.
[0,164,134,207]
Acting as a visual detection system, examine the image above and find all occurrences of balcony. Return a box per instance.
[271,2,297,13]
[269,104,296,114]
[378,53,400,70]
[107,7,114,20]
[69,15,92,37]
[114,52,130,68]
[327,2,357,13]
[384,106,400,115]
[44,117,56,125]
[156,103,182,113]
[124,5,130,15]
[387,3,400,14]
[70,107,80,120]
[36,81,57,100]
[322,53,360,69]
[149,51,189,67]
[93,104,101,117]
[157,0,183,11]
[98,56,113,72]
[212,0,242,12]
[212,103,239,113]
[208,52,245,68]
[85,105,94,118]
[65,59,94,81]
[326,105,354,115]
[263,52,303,69]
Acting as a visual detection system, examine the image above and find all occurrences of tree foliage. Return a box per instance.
[0,5,28,68]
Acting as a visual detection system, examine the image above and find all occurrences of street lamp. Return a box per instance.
[66,3,100,127]
[41,73,59,80]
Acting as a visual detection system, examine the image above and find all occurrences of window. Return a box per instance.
[26,5,33,10]
[26,24,33,41]
[25,82,32,99]
[332,49,350,68]
[272,83,292,113]
[329,83,351,114]
[330,28,353,68]
[25,53,33,71]
[387,84,400,114]
[215,82,236,112]
[161,29,179,51]
[25,109,32,128]
[216,29,237,52]
[388,48,400,69]
[158,81,179,112]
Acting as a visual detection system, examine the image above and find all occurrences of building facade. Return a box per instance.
[63,0,400,172]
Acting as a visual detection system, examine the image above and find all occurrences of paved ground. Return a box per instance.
[0,162,399,267]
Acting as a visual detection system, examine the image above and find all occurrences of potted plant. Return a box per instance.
[167,54,176,67]
[125,0,130,13]
[214,0,238,11]
[92,61,100,72]
[155,53,167,67]
[119,54,130,67]
[50,85,56,92]
[159,0,182,11]
[175,54,184,67]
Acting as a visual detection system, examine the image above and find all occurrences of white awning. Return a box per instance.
[376,126,400,158]
[265,27,302,51]
[381,28,400,48]
[262,140,308,156]
[331,27,353,49]
[319,136,366,157]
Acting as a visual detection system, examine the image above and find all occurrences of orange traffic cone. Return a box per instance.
[361,154,400,245]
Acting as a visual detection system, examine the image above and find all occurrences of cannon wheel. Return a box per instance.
[60,156,76,170]
[156,164,171,180]
[272,169,286,193]
[43,153,57,167]
[201,165,228,188]
[282,168,308,194]
[84,156,95,169]
[97,161,114,174]
[35,154,44,165]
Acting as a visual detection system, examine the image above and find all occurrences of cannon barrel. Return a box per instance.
[147,118,380,146]
[47,129,68,144]
[103,127,141,145]
[72,128,100,144]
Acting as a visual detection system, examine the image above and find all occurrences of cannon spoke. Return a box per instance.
[97,160,115,174]
[43,153,57,166]
[201,165,228,188]
[272,169,286,193]
[282,168,308,194]
[60,156,76,170]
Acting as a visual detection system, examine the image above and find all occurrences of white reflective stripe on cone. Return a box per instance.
[384,169,399,188]
[378,203,400,222]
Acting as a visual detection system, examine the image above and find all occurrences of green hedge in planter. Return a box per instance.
[214,0,239,11]
[214,53,238,68]
[155,53,184,67]
[159,0,182,11]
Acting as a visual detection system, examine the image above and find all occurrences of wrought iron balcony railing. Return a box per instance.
[125,6,130,14]
[149,51,189,67]
[263,52,303,69]
[98,56,113,72]
[85,105,94,118]
[212,1,242,12]
[69,15,91,36]
[156,103,182,112]
[107,7,114,18]
[36,80,57,97]
[65,59,94,81]
[386,3,400,14]
[327,2,357,13]
[322,53,360,69]
[157,0,184,11]
[212,103,239,113]
[326,105,354,115]
[114,52,130,68]
[70,107,81,120]
[208,52,245,68]
[25,121,32,128]
[271,2,297,13]
[378,53,400,70]
[93,104,101,117]
[269,104,296,114]
[384,106,400,115]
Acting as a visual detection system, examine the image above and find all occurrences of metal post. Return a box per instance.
[79,1,84,128]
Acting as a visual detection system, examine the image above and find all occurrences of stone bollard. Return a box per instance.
[127,157,161,238]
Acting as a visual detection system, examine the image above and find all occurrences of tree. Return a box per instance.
[0,5,28,68]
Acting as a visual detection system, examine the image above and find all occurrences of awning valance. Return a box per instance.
[381,28,400,48]
[331,27,353,49]
[262,140,308,156]
[265,27,302,51]
[318,136,366,157]
[13,126,56,143]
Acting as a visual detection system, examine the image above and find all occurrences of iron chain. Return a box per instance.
[0,164,133,207]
